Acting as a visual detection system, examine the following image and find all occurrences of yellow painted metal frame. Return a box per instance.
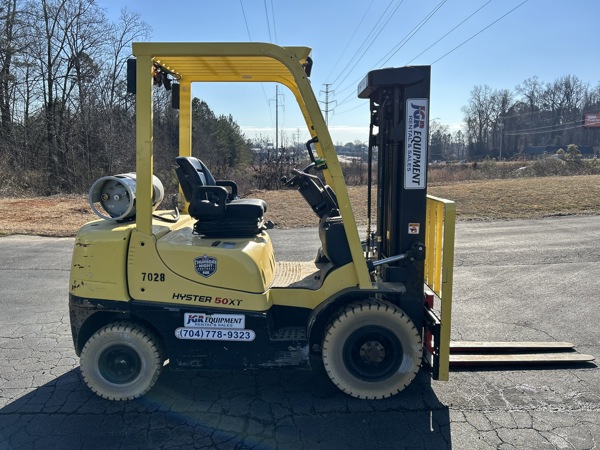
[424,195,456,381]
[132,42,372,289]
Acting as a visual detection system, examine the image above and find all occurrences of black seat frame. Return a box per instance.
[175,157,266,237]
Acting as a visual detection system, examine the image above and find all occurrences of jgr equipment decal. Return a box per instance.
[194,255,217,277]
[405,99,428,189]
[176,313,254,341]
[175,328,256,341]
[184,313,245,329]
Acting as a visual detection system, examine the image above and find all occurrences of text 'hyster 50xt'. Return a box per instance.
[69,42,592,402]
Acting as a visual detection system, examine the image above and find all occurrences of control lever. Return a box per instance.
[281,163,316,187]
[305,136,327,170]
[367,242,425,272]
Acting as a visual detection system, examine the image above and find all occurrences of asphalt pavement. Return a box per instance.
[0,216,599,449]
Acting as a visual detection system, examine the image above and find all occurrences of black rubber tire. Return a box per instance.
[80,322,163,401]
[322,299,422,399]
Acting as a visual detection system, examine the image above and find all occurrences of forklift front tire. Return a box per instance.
[80,322,163,401]
[322,300,422,399]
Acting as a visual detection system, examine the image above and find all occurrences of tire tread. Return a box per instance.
[80,321,163,401]
[322,299,422,399]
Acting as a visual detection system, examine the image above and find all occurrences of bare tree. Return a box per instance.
[0,0,19,134]
[20,0,105,190]
[102,8,150,109]
[462,85,495,159]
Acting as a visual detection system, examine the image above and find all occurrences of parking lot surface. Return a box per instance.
[0,216,598,449]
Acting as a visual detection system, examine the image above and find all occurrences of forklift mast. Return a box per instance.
[359,67,430,288]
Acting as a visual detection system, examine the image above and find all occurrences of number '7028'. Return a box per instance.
[142,272,165,282]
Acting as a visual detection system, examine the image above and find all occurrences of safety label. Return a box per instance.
[408,223,420,234]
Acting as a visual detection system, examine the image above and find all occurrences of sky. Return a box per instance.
[96,0,600,146]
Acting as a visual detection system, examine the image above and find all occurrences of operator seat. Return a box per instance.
[175,156,267,237]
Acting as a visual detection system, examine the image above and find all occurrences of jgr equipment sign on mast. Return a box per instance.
[405,99,428,190]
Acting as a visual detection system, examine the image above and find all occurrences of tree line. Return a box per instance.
[4,0,599,198]
[0,0,249,196]
[430,75,600,161]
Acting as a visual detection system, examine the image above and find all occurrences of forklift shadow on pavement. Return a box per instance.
[0,368,452,449]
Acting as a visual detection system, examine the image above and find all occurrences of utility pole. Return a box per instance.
[499,122,504,160]
[296,128,301,161]
[319,83,336,125]
[275,85,278,156]
[271,85,285,158]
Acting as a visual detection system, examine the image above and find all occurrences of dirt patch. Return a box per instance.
[0,195,97,237]
[1,175,600,237]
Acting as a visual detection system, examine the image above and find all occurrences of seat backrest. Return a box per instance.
[318,212,352,266]
[175,156,216,201]
[298,177,339,219]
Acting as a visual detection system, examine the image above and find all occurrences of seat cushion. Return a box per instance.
[224,199,267,220]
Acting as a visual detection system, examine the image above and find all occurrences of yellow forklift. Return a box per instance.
[69,42,593,401]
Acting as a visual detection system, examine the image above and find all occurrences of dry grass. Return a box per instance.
[428,174,600,221]
[0,195,97,237]
[1,175,600,237]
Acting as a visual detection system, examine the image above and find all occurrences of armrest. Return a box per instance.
[188,185,228,220]
[216,180,238,201]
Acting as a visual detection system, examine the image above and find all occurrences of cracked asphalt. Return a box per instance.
[0,216,599,449]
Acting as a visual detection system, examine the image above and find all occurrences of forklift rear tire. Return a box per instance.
[80,322,163,401]
[322,300,421,399]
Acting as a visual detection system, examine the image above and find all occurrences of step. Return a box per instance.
[272,326,306,341]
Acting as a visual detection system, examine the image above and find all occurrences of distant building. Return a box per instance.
[522,145,559,158]
[522,145,596,159]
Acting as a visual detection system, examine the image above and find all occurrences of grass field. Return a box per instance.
[1,174,599,237]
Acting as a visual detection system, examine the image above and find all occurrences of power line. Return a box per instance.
[431,0,529,65]
[333,0,446,108]
[239,0,273,128]
[505,118,583,133]
[239,0,252,40]
[405,0,493,65]
[263,0,272,42]
[332,0,406,90]
[335,0,524,111]
[376,0,447,68]
[504,122,584,136]
[324,0,375,82]
[335,102,366,116]
[505,124,584,136]
[329,0,398,87]
[269,0,278,43]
